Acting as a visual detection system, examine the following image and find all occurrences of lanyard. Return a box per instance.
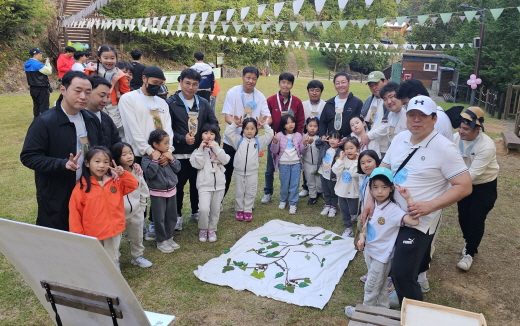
[360,176,370,201]
[277,93,292,113]
[139,89,159,112]
[179,92,199,114]
[389,109,402,128]
[459,135,480,158]
[241,86,256,108]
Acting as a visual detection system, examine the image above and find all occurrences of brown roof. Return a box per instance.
[403,50,444,58]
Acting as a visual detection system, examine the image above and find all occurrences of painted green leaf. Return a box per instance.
[260,237,269,242]
[226,258,231,265]
[304,278,312,284]
[290,234,298,237]
[299,282,309,288]
[233,261,244,266]
[258,247,265,252]
[324,234,332,240]
[265,251,280,257]
[305,254,310,260]
[222,266,235,273]
[320,258,326,267]
[246,248,255,252]
[267,243,279,249]
[239,266,247,271]
[284,286,295,293]
[224,248,230,254]
[303,242,313,248]
[251,269,265,279]
[332,236,343,240]
[274,284,285,290]
[275,272,284,279]
[325,241,331,245]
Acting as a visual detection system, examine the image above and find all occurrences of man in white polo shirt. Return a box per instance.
[381,95,472,304]
[453,107,499,271]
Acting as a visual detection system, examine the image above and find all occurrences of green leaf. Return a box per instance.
[321,258,326,267]
[260,237,269,242]
[298,282,309,288]
[303,242,313,248]
[224,248,230,254]
[275,272,284,279]
[325,241,331,245]
[304,254,310,260]
[226,258,231,265]
[267,243,279,249]
[265,251,280,257]
[222,266,235,273]
[284,286,295,293]
[274,284,285,290]
[332,236,343,240]
[324,234,332,240]
[239,266,247,271]
[251,269,265,279]
[304,278,312,284]
[233,261,244,266]
[290,234,298,237]
[258,247,265,253]
[246,248,255,252]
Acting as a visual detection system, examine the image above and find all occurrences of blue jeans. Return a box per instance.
[264,145,274,195]
[278,163,301,206]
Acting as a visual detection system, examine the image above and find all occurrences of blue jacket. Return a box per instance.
[24,58,49,88]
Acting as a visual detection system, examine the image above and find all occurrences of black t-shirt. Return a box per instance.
[130,61,146,90]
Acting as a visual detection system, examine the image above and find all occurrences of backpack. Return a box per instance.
[198,72,215,90]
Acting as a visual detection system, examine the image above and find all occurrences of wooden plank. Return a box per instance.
[351,311,401,326]
[401,298,486,326]
[41,280,119,305]
[348,321,375,326]
[355,304,401,320]
[45,293,123,319]
[502,131,520,150]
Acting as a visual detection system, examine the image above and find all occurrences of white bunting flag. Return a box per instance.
[459,43,464,48]
[169,16,176,25]
[258,4,266,17]
[178,15,186,25]
[208,34,215,40]
[314,42,320,47]
[263,39,269,45]
[365,0,374,7]
[152,17,158,27]
[213,11,221,23]
[201,12,208,24]
[449,44,455,48]
[338,0,349,11]
[315,0,326,15]
[304,41,310,47]
[274,2,284,18]
[334,43,340,48]
[226,9,235,21]
[293,0,304,16]
[354,44,360,48]
[284,40,290,47]
[440,44,446,49]
[189,13,197,25]
[241,7,250,20]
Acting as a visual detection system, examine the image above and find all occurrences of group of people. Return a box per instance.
[20,44,499,315]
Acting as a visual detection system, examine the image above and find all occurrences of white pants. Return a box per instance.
[234,174,257,213]
[363,251,392,308]
[303,162,322,198]
[100,233,122,266]
[126,211,145,259]
[198,189,225,231]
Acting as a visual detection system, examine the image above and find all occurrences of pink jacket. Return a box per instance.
[271,132,304,171]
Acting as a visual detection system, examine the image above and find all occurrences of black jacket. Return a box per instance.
[20,101,103,231]
[97,110,121,149]
[319,93,363,138]
[130,61,146,90]
[167,92,219,155]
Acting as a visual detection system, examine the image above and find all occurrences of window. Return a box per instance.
[424,63,437,71]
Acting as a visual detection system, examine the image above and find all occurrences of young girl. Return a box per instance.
[112,142,152,268]
[345,167,418,318]
[141,129,181,253]
[189,124,230,242]
[350,116,381,158]
[271,115,305,214]
[224,115,273,221]
[315,131,342,217]
[301,117,322,205]
[69,146,138,269]
[331,137,360,237]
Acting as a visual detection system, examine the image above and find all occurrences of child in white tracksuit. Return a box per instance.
[189,124,230,243]
[224,116,273,222]
[301,117,322,205]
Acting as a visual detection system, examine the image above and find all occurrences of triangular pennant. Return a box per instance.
[396,16,407,25]
[440,44,446,48]
[344,43,350,48]
[338,20,348,30]
[421,44,427,49]
[314,21,321,27]
[152,17,158,27]
[263,39,269,45]
[166,25,172,32]
[439,13,452,24]
[304,42,310,46]
[275,23,283,32]
[376,18,386,27]
[189,13,197,25]
[225,36,230,42]
[144,18,150,27]
[290,22,298,31]
[357,19,367,29]
[306,22,314,31]
[293,0,304,16]
[198,25,205,33]
[240,7,250,21]
[338,0,349,11]
[364,44,369,49]
[365,0,374,7]
[459,16,466,22]
[208,34,215,40]
[431,44,436,49]
[255,22,261,27]
[284,40,290,47]
[261,24,269,33]
[459,43,464,48]
[187,25,194,32]
[314,0,326,15]
[248,25,255,32]
[210,25,217,33]
[213,11,221,23]
[373,44,379,49]
[490,8,504,20]
[334,43,340,48]
[178,15,186,25]
[274,2,284,18]
[177,24,183,31]
[314,42,320,47]
[197,33,204,39]
[169,16,176,25]
[324,43,330,48]
[354,44,360,48]
[464,11,476,21]
[366,19,371,26]
[467,43,472,47]
[430,17,438,23]
[322,21,332,30]
[242,37,248,43]
[226,9,235,21]
[383,44,388,49]
[201,12,209,24]
[412,44,418,49]
[449,44,455,48]
[258,4,266,17]
[222,24,229,33]
[234,24,242,33]
[158,17,167,29]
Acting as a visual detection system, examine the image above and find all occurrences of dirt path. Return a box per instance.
[288,51,298,75]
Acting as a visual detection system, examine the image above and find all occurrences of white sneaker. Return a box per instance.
[131,256,153,268]
[167,237,180,250]
[344,305,356,318]
[278,201,286,209]
[175,216,183,231]
[389,290,400,309]
[157,241,175,253]
[289,205,297,214]
[261,194,272,204]
[208,230,217,242]
[457,254,473,271]
[320,206,330,216]
[328,207,337,217]
[299,189,309,197]
[199,229,207,242]
[342,227,353,237]
[419,279,430,293]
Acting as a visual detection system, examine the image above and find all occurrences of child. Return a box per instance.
[271,115,305,214]
[141,129,181,253]
[301,117,322,205]
[112,142,152,268]
[345,167,418,318]
[331,137,360,237]
[225,115,273,221]
[69,146,138,269]
[350,116,381,158]
[189,124,230,242]
[315,131,342,217]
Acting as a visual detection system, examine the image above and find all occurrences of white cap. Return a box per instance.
[407,96,436,115]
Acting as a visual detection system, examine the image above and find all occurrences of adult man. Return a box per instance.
[262,72,305,204]
[380,96,472,304]
[167,68,219,226]
[396,79,454,142]
[453,107,498,271]
[24,47,52,118]
[71,51,88,72]
[20,71,103,231]
[130,49,146,90]
[190,51,215,102]
[360,71,389,154]
[57,46,76,80]
[319,72,363,138]
[222,66,271,198]
[379,82,408,142]
[86,75,121,148]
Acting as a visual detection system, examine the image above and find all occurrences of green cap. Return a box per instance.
[366,71,385,84]
[369,167,394,183]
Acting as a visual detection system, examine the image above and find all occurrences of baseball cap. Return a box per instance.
[370,167,394,183]
[461,106,485,130]
[407,95,436,115]
[29,48,42,56]
[366,71,385,84]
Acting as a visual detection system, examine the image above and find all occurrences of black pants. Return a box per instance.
[196,90,211,102]
[392,226,435,304]
[30,86,50,118]
[223,143,236,198]
[457,178,497,256]
[176,158,199,216]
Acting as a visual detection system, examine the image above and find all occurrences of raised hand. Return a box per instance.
[272,134,279,144]
[233,115,243,126]
[302,135,309,146]
[65,151,82,171]
[109,160,125,176]
[339,151,346,160]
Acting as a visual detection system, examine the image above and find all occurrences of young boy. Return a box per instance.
[72,51,89,72]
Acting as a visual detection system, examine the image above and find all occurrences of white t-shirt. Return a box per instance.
[352,133,381,158]
[334,96,347,109]
[319,147,336,180]
[434,106,454,142]
[365,200,407,263]
[62,107,86,182]
[71,62,85,72]
[280,134,300,164]
[382,130,468,234]
[387,107,408,147]
[366,97,389,153]
[453,131,499,185]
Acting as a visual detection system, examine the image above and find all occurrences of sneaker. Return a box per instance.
[236,211,244,221]
[244,212,253,222]
[289,205,297,214]
[175,216,183,231]
[328,207,337,217]
[387,277,395,292]
[299,189,309,197]
[261,194,272,204]
[131,256,153,268]
[462,243,467,256]
[144,222,156,240]
[457,254,473,271]
[157,241,175,253]
[389,289,400,309]
[208,230,217,242]
[320,205,330,216]
[307,197,318,205]
[116,262,121,272]
[342,227,353,237]
[148,222,155,233]
[419,279,430,293]
[344,306,356,318]
[167,237,180,250]
[278,201,286,209]
[189,212,199,222]
[199,229,208,242]
[360,273,368,282]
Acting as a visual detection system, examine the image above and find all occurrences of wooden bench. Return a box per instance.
[502,131,520,153]
[348,304,401,326]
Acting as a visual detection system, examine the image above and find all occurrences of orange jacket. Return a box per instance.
[57,54,75,79]
[69,171,138,240]
[211,80,220,97]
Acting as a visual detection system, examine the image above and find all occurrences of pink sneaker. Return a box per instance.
[244,212,252,222]
[360,273,368,282]
[236,211,244,221]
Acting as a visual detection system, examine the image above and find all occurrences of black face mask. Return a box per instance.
[146,83,161,96]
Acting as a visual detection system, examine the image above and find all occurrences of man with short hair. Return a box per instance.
[71,51,89,71]
[130,49,146,90]
[86,75,121,148]
[453,107,498,271]
[379,81,408,142]
[190,51,215,102]
[360,71,389,154]
[20,71,103,231]
[57,46,76,80]
[261,72,305,204]
[24,47,52,118]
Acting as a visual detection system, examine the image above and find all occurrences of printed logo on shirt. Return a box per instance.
[366,223,376,242]
[286,138,294,149]
[341,171,352,183]
[403,238,415,245]
[323,152,332,164]
[158,108,165,114]
[394,167,408,184]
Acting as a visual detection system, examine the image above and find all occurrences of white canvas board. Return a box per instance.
[144,311,176,325]
[403,304,483,326]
